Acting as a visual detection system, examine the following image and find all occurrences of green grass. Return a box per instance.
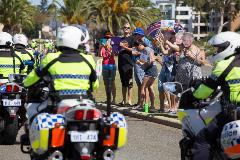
[93,56,161,109]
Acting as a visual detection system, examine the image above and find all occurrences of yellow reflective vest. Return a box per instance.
[24,51,99,96]
[0,48,24,78]
[194,55,240,103]
[15,46,35,74]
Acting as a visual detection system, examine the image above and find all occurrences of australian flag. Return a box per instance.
[146,20,162,39]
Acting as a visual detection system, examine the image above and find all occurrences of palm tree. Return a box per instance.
[59,0,88,25]
[0,0,35,34]
[86,0,155,34]
[50,0,158,34]
[39,0,48,12]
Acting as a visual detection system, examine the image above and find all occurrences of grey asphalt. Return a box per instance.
[115,116,181,160]
[0,116,182,160]
[0,66,212,160]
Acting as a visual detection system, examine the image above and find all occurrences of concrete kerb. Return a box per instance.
[97,103,182,129]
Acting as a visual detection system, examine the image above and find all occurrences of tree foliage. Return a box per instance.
[0,0,36,34]
[183,0,240,32]
[0,0,160,37]
[38,0,48,12]
[59,0,88,25]
[85,0,158,34]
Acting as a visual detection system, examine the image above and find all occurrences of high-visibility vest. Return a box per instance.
[15,47,35,74]
[0,48,24,78]
[24,52,99,96]
[194,55,240,103]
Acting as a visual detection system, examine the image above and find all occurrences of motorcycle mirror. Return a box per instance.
[163,82,183,97]
[8,74,27,83]
[8,74,16,82]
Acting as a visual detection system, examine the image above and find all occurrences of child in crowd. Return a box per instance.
[133,40,158,110]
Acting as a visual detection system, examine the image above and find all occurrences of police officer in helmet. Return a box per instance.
[23,25,99,120]
[13,34,35,74]
[190,31,240,160]
[0,32,25,83]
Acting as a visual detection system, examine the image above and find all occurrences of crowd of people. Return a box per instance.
[0,23,209,116]
[1,23,240,159]
[99,22,210,114]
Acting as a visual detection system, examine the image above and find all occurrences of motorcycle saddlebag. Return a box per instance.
[29,113,65,155]
[103,112,127,149]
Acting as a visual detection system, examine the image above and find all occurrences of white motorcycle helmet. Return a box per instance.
[0,32,13,46]
[57,25,90,50]
[208,31,240,64]
[13,34,28,46]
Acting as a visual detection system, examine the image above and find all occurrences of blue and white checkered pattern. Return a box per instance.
[0,85,6,92]
[58,89,87,95]
[0,64,20,68]
[33,113,65,130]
[228,79,240,85]
[110,112,127,128]
[52,74,89,80]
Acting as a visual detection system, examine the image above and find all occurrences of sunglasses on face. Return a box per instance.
[123,27,130,29]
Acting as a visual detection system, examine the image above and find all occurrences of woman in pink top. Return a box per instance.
[100,32,116,104]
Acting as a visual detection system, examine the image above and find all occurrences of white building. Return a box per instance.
[153,0,209,39]
[175,1,209,39]
[154,0,176,19]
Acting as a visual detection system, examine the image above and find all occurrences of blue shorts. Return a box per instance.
[145,65,158,78]
[102,65,116,82]
[134,64,145,86]
[158,67,174,92]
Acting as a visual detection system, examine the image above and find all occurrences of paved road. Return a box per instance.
[115,116,182,160]
[0,116,182,160]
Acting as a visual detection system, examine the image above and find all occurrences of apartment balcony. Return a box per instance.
[192,23,208,26]
[176,6,192,11]
[176,15,192,19]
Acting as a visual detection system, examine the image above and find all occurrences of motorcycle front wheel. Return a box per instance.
[179,137,194,160]
[181,147,193,160]
[180,143,228,160]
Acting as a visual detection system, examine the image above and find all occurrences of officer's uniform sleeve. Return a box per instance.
[23,69,41,87]
[23,54,58,88]
[92,78,99,91]
[193,62,224,100]
[193,83,215,100]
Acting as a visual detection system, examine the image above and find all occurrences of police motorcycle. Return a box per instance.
[164,81,240,160]
[0,73,27,144]
[21,73,127,160]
